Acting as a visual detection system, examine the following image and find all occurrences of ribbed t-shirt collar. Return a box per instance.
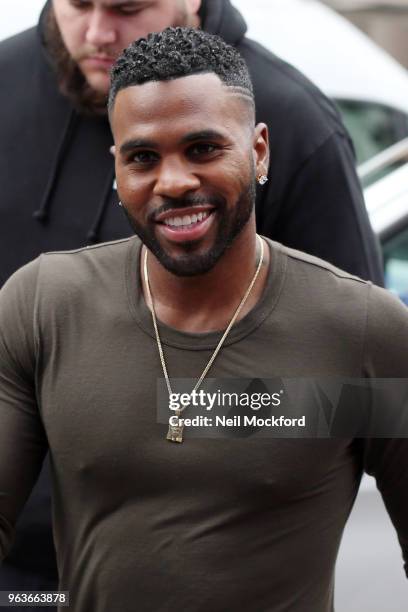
[125,236,286,351]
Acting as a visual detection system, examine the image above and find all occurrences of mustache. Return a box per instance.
[74,47,117,61]
[43,6,109,115]
[149,194,226,222]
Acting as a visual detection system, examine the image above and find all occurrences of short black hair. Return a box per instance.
[108,26,254,112]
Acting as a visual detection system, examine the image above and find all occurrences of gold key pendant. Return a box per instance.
[166,409,184,443]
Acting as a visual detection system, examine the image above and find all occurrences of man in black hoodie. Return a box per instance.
[0,0,384,604]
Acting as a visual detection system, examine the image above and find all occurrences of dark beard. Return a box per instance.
[43,6,109,116]
[42,3,194,117]
[121,176,256,277]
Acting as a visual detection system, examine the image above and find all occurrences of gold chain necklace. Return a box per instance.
[143,235,264,443]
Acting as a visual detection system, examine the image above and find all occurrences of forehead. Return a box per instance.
[110,73,250,142]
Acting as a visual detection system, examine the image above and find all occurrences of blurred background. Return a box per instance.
[326,0,408,69]
[1,1,408,610]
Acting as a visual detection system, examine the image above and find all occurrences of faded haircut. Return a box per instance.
[108,26,254,113]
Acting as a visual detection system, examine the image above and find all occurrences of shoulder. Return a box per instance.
[273,241,408,374]
[269,239,372,324]
[38,237,137,293]
[0,239,138,363]
[273,240,371,328]
[0,257,42,363]
[0,256,41,315]
[366,283,408,323]
[1,238,137,340]
[364,284,408,376]
[1,238,136,311]
[0,27,50,107]
[278,241,368,291]
[0,27,40,67]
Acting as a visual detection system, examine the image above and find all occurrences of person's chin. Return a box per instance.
[154,235,226,277]
[81,68,110,96]
[157,248,222,278]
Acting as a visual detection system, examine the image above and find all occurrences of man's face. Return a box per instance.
[52,0,201,94]
[110,73,269,276]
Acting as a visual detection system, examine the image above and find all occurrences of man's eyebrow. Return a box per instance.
[119,138,157,154]
[180,130,226,144]
[119,131,226,154]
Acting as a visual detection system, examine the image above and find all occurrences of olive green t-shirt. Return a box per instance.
[0,237,407,612]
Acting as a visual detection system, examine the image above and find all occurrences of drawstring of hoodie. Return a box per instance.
[86,169,117,244]
[33,109,77,223]
[33,107,117,244]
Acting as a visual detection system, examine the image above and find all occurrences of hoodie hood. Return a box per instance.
[38,0,248,67]
[200,0,247,45]
[32,0,116,243]
[38,0,247,51]
[38,0,52,57]
[31,0,248,242]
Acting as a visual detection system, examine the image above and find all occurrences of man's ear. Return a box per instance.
[253,123,269,179]
[110,145,116,157]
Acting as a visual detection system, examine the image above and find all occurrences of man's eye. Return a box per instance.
[113,2,152,15]
[131,151,158,165]
[115,6,143,15]
[70,0,91,9]
[189,143,219,157]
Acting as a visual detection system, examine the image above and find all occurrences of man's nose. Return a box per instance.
[153,158,201,199]
[85,9,117,47]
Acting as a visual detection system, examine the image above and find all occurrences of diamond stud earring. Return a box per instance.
[257,175,268,186]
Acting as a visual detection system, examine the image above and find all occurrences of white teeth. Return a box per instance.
[163,210,210,227]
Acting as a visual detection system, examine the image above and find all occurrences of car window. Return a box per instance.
[383,224,408,306]
[336,100,404,165]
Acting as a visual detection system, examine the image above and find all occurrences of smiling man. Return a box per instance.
[0,0,384,282]
[112,77,263,279]
[0,28,407,612]
[0,0,387,604]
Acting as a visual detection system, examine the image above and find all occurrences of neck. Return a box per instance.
[141,220,270,333]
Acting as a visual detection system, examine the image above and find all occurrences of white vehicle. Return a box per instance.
[362,139,408,304]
